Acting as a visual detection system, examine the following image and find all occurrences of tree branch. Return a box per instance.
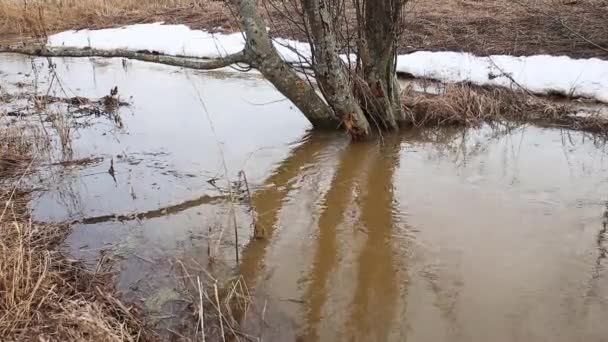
[0,45,250,70]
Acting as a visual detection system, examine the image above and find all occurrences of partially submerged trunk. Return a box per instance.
[232,0,340,130]
[301,0,371,138]
[3,0,408,139]
[356,0,407,130]
[231,0,408,139]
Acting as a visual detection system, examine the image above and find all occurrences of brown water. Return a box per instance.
[2,54,608,341]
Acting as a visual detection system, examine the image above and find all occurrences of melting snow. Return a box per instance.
[397,52,608,103]
[47,23,608,103]
[47,22,311,64]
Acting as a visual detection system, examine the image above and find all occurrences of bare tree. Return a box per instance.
[236,0,408,138]
[2,0,409,139]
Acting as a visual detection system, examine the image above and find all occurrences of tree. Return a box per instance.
[233,0,408,139]
[2,0,409,139]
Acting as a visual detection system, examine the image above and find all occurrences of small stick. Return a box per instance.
[197,276,206,342]
[232,205,239,265]
[214,282,226,342]
[239,170,257,233]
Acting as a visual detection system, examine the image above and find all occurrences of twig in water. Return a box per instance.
[197,276,206,342]
[239,170,257,236]
[214,281,226,342]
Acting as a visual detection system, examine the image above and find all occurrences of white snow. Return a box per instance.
[47,23,608,103]
[396,52,608,103]
[49,23,245,58]
[47,22,312,64]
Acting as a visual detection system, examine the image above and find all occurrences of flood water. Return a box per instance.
[2,54,608,341]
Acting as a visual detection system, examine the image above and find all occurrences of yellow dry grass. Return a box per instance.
[0,0,229,42]
[0,123,33,176]
[0,117,155,341]
[0,214,149,341]
[403,83,608,135]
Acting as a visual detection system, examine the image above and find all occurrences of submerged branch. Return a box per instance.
[0,46,250,70]
[49,193,227,226]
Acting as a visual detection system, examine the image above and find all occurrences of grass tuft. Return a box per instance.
[403,83,608,135]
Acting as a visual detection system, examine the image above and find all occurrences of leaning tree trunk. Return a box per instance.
[232,0,340,130]
[231,0,375,137]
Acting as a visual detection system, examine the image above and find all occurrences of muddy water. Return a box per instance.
[2,54,608,341]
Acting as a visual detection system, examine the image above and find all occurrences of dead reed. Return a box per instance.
[0,0,231,42]
[0,120,34,176]
[175,259,254,341]
[403,83,608,135]
[0,200,154,341]
[0,106,154,341]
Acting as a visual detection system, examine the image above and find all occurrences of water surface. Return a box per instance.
[2,54,608,341]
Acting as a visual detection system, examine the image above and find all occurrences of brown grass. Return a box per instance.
[0,116,35,177]
[0,0,231,43]
[0,118,155,341]
[1,0,607,58]
[174,260,254,341]
[403,83,608,135]
[0,214,150,341]
[403,0,608,58]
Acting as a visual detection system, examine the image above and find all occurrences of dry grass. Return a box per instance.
[0,205,154,341]
[1,0,607,58]
[0,121,34,176]
[0,0,231,43]
[402,0,608,58]
[403,83,608,135]
[174,260,254,341]
[0,116,155,341]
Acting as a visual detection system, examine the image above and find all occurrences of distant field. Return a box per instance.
[0,0,607,58]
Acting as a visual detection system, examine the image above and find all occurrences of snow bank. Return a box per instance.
[47,23,608,103]
[397,52,608,103]
[47,22,312,64]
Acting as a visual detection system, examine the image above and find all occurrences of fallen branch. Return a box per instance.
[0,45,250,70]
[49,193,227,226]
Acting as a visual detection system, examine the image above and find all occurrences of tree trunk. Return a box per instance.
[355,0,407,130]
[3,0,409,138]
[301,0,372,138]
[231,0,340,130]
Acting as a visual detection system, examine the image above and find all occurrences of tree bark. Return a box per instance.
[232,0,340,130]
[301,0,371,138]
[356,0,407,130]
[0,46,248,70]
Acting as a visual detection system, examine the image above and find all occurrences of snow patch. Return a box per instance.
[397,52,608,103]
[47,22,311,64]
[47,23,608,103]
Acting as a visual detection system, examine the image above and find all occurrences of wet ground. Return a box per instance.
[2,54,608,341]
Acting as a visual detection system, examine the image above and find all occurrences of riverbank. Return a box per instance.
[1,0,607,59]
